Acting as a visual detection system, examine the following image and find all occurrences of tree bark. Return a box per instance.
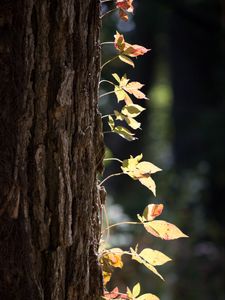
[0,1,104,299]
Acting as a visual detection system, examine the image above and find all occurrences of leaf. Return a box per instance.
[121,105,146,117]
[114,86,128,102]
[132,283,141,298]
[116,0,134,13]
[112,73,121,83]
[136,162,162,174]
[130,248,164,281]
[113,126,137,141]
[139,248,171,266]
[115,111,141,130]
[139,176,156,196]
[118,8,129,21]
[144,220,189,240]
[137,293,160,300]
[119,55,135,67]
[143,204,164,221]
[104,287,128,299]
[103,271,112,285]
[121,155,160,195]
[114,32,150,58]
[124,82,148,100]
[108,115,115,130]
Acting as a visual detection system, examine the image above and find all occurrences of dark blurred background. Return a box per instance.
[100,0,225,299]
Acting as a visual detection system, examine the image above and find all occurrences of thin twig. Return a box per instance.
[101,55,119,70]
[100,8,117,19]
[99,79,115,86]
[99,172,124,186]
[99,90,115,99]
[101,114,115,119]
[104,157,122,163]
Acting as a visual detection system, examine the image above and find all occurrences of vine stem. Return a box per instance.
[102,221,142,234]
[99,90,115,99]
[104,157,122,163]
[99,172,124,186]
[101,0,113,3]
[101,114,115,119]
[101,55,119,70]
[99,79,115,86]
[101,41,114,46]
[100,8,117,19]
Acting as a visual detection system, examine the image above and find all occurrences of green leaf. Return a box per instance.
[119,54,135,67]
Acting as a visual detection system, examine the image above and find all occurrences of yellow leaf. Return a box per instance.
[122,105,146,117]
[112,73,120,83]
[132,282,141,298]
[139,248,171,266]
[119,54,135,67]
[125,116,141,130]
[114,126,137,141]
[144,220,189,240]
[106,248,124,268]
[103,271,112,285]
[139,176,156,196]
[130,248,164,281]
[127,287,133,298]
[143,204,164,221]
[114,86,127,101]
[136,161,162,174]
[137,293,160,300]
[108,115,115,130]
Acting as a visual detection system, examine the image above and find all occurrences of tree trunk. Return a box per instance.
[0,1,104,299]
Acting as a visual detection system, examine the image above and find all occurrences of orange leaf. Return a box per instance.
[116,0,134,13]
[143,204,164,221]
[119,9,129,21]
[114,32,150,58]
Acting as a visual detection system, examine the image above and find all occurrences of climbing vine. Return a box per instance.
[99,1,188,299]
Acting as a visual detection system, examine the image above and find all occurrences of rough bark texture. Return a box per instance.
[0,0,104,299]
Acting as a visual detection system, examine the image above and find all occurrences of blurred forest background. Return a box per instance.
[100,0,225,299]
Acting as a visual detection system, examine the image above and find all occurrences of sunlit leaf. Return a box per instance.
[112,73,121,83]
[139,176,156,196]
[115,110,141,130]
[121,105,146,117]
[114,126,137,141]
[144,220,189,240]
[132,282,141,298]
[108,115,115,130]
[121,155,161,195]
[119,55,135,67]
[139,248,171,266]
[143,204,164,221]
[114,32,150,59]
[103,271,112,285]
[114,86,128,102]
[137,293,160,300]
[130,248,164,281]
[116,0,134,13]
[137,162,162,174]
